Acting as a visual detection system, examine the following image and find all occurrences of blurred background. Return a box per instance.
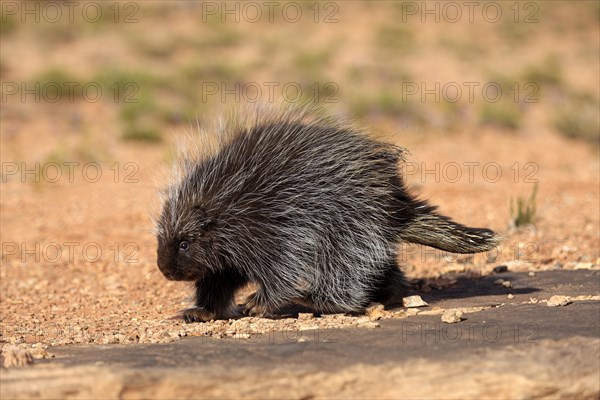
[0,1,598,346]
[1,2,598,149]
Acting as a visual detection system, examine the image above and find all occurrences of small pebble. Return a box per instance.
[493,265,508,273]
[233,333,251,339]
[551,262,563,270]
[2,346,34,368]
[528,271,536,277]
[494,279,512,288]
[365,303,387,320]
[357,321,380,329]
[547,295,571,307]
[507,294,514,299]
[298,325,319,331]
[405,308,420,316]
[441,309,464,324]
[574,262,593,270]
[402,295,428,308]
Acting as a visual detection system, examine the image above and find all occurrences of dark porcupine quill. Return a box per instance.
[155,105,499,322]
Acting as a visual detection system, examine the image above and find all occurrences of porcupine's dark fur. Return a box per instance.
[155,105,499,322]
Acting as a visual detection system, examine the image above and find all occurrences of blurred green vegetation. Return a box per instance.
[1,1,597,147]
[510,183,539,228]
[121,126,163,142]
[438,37,487,61]
[553,95,600,143]
[374,25,415,53]
[31,68,84,101]
[522,56,563,89]
[0,12,18,35]
[479,101,522,131]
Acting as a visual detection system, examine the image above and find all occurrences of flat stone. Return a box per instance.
[547,295,571,307]
[402,295,428,308]
[441,309,464,323]
[1,270,598,399]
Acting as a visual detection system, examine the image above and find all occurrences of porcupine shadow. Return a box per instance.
[239,264,542,318]
[267,277,541,318]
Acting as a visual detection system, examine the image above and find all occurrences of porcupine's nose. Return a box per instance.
[156,249,175,280]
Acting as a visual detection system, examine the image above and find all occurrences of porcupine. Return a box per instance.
[155,105,499,322]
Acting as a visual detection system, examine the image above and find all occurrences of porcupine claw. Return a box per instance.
[242,292,272,318]
[181,307,216,323]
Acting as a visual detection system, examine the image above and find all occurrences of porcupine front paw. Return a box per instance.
[242,292,274,318]
[181,307,216,323]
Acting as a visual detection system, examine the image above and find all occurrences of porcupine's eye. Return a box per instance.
[179,241,190,251]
